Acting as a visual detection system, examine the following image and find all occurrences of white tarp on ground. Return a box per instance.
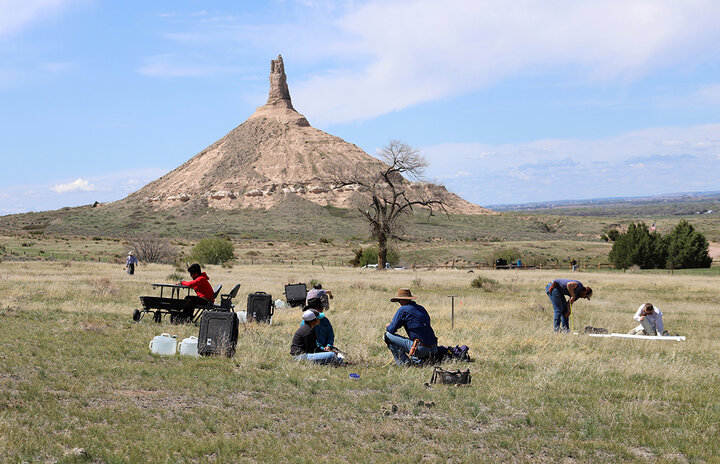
[588,333,686,341]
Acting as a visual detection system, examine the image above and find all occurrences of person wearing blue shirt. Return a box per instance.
[125,251,139,275]
[545,278,593,332]
[384,288,438,366]
[300,297,335,350]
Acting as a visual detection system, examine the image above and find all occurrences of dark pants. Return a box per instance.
[180,296,208,322]
[546,283,569,332]
[126,263,135,275]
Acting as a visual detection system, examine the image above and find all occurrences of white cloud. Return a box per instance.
[51,178,95,193]
[421,123,720,204]
[145,1,720,122]
[1,168,166,214]
[0,0,81,38]
[290,0,720,123]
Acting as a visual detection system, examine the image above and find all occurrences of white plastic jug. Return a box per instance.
[177,336,199,357]
[149,333,177,356]
[275,299,286,309]
[237,310,247,323]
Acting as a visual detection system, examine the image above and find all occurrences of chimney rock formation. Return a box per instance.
[123,55,492,215]
[248,55,309,126]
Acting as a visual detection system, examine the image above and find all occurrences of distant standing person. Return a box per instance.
[545,279,593,332]
[125,251,139,275]
[628,303,664,336]
[305,283,333,310]
[571,259,578,272]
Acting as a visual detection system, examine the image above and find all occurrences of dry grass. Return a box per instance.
[1,261,718,462]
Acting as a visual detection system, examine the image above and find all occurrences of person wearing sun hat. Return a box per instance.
[384,288,438,366]
[290,309,343,365]
[125,251,139,275]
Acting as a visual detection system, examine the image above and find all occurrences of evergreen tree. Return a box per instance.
[664,220,712,269]
[608,222,664,269]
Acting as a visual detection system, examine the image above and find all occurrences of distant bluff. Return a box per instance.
[122,55,492,215]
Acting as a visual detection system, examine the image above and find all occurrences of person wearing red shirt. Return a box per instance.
[177,263,214,322]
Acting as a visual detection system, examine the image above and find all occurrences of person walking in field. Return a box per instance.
[384,288,438,365]
[545,279,593,332]
[125,251,139,275]
[628,303,665,335]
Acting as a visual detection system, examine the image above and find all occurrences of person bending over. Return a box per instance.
[545,279,593,332]
[178,263,214,322]
[291,310,343,365]
[384,288,438,366]
[629,303,664,336]
[305,283,333,310]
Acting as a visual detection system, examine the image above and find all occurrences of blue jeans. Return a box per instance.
[384,332,438,366]
[546,283,569,332]
[293,351,343,365]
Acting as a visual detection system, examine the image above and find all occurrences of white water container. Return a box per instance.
[149,333,177,356]
[237,310,247,323]
[177,336,199,357]
[275,299,286,309]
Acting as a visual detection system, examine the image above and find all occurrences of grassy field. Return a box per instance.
[1,261,718,463]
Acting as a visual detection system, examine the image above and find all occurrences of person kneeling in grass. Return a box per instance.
[291,310,343,365]
[628,303,665,336]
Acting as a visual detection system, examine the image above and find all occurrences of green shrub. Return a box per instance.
[471,276,499,291]
[189,237,235,265]
[608,222,664,269]
[167,272,184,282]
[664,220,712,269]
[492,248,521,264]
[606,229,621,241]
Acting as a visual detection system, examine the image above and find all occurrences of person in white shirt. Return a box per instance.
[628,303,664,335]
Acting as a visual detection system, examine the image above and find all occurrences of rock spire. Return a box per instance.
[248,54,309,126]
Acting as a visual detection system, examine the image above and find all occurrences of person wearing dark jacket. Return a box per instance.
[177,263,214,322]
[384,288,438,366]
[291,310,343,365]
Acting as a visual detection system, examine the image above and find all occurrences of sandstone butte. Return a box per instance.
[122,55,493,215]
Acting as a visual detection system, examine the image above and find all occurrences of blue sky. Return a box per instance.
[2,0,720,214]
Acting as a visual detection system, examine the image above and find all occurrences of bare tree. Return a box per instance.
[336,140,447,269]
[129,236,177,264]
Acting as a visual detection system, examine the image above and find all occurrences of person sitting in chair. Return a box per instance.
[384,288,438,366]
[177,263,214,322]
[628,303,664,335]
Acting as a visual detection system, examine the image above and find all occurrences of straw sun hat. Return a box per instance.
[390,288,417,302]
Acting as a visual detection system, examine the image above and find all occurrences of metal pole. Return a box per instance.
[448,295,458,330]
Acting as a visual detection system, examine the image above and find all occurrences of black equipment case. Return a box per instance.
[247,292,275,323]
[198,310,239,357]
[284,283,307,307]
